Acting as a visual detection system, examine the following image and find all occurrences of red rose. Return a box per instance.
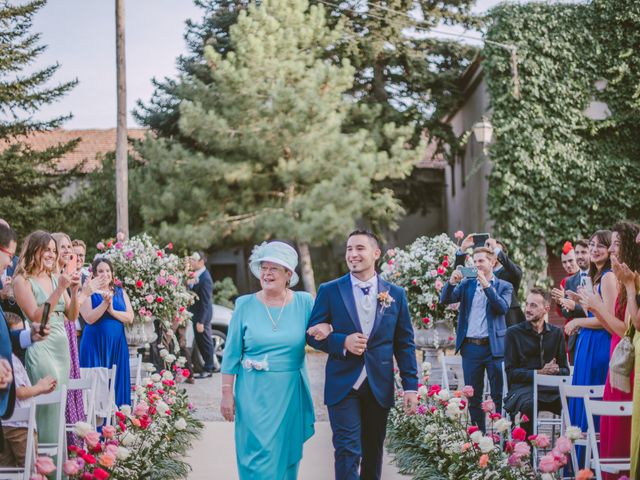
[115,411,126,421]
[411,279,417,285]
[512,427,527,442]
[422,317,430,324]
[106,240,113,248]
[437,266,445,275]
[135,280,143,288]
[442,260,449,268]
[81,473,93,480]
[168,242,173,250]
[156,296,164,303]
[93,467,110,480]
[119,421,126,432]
[443,255,449,261]
[520,414,530,423]
[82,453,97,464]
[156,250,163,258]
[467,425,479,435]
[179,306,185,312]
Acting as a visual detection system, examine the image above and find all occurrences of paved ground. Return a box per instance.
[184,351,408,479]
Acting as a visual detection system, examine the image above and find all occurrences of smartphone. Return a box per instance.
[39,302,51,336]
[65,253,77,275]
[459,266,478,278]
[472,233,490,249]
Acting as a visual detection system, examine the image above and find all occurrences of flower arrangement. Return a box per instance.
[386,382,578,480]
[32,361,202,480]
[380,234,461,334]
[97,233,196,347]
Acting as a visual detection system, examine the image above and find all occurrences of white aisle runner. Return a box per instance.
[187,421,409,480]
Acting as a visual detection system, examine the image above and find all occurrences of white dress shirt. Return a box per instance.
[350,273,377,390]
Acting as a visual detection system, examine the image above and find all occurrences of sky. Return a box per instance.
[29,0,504,129]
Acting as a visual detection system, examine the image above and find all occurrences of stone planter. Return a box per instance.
[415,321,456,386]
[126,320,157,353]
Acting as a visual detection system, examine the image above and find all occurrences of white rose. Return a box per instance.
[478,436,494,453]
[74,421,93,438]
[470,431,483,443]
[142,377,151,385]
[116,447,130,460]
[143,363,156,373]
[156,400,170,416]
[162,371,174,381]
[495,418,512,433]
[150,373,161,383]
[136,385,146,397]
[436,389,450,401]
[177,356,187,367]
[165,354,176,363]
[565,426,583,441]
[175,417,187,431]
[159,349,169,359]
[418,385,429,397]
[119,405,132,416]
[541,475,554,480]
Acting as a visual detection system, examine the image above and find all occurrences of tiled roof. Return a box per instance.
[0,128,148,172]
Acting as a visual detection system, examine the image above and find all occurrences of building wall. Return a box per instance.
[443,73,493,238]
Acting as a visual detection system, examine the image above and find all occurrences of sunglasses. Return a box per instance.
[0,246,15,261]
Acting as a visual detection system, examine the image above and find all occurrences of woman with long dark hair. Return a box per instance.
[79,257,133,406]
[565,230,615,467]
[578,222,640,478]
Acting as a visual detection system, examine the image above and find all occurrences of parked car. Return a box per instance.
[186,303,233,372]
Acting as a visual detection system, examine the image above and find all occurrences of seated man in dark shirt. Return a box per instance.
[504,287,570,436]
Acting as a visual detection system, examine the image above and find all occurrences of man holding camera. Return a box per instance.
[440,247,513,431]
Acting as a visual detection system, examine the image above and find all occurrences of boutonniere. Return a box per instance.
[377,290,395,313]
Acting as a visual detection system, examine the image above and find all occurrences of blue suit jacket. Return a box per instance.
[439,277,513,357]
[0,306,16,420]
[307,274,418,409]
[188,269,213,326]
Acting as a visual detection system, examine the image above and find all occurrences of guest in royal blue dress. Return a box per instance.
[565,230,615,467]
[79,258,134,406]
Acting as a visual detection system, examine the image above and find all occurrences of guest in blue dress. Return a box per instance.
[565,230,616,466]
[79,258,134,407]
[220,241,331,480]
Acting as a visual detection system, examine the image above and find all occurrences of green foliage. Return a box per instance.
[133,0,416,252]
[0,0,80,236]
[483,0,640,273]
[212,277,238,308]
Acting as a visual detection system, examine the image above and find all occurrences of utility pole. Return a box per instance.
[115,0,129,237]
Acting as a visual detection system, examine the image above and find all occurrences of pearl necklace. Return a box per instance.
[261,290,288,331]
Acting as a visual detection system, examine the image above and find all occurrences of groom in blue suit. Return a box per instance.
[307,230,418,480]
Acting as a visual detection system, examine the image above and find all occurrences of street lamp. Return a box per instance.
[472,116,493,146]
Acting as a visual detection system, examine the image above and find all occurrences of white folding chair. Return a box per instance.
[35,385,68,480]
[532,373,572,469]
[104,365,118,426]
[501,362,509,417]
[440,354,462,391]
[0,404,37,480]
[584,399,632,480]
[129,354,142,407]
[559,384,604,473]
[67,374,98,431]
[80,365,118,427]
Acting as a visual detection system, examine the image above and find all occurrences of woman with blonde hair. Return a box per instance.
[51,232,85,443]
[12,231,92,443]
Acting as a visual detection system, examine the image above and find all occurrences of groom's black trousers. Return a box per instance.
[327,379,390,480]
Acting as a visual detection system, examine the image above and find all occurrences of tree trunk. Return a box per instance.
[297,241,316,296]
[115,0,129,238]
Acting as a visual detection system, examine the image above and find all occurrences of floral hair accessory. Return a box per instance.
[377,291,395,313]
[562,241,573,255]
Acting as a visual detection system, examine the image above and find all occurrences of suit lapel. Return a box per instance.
[368,276,388,340]
[338,274,362,333]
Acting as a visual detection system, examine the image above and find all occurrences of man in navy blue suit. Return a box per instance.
[307,230,418,480]
[188,251,215,377]
[440,246,513,432]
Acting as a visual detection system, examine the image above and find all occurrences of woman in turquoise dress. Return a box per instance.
[565,230,615,467]
[13,231,92,443]
[79,257,134,407]
[220,241,330,479]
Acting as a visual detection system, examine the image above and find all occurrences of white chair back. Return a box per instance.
[35,385,68,480]
[130,354,142,387]
[80,365,118,424]
[0,404,37,480]
[558,384,604,472]
[532,372,572,434]
[584,399,633,480]
[439,354,462,391]
[68,374,98,429]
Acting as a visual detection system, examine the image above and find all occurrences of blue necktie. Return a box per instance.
[359,285,371,296]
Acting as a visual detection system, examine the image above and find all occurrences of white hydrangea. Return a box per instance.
[120,431,137,447]
[565,426,583,441]
[175,417,187,431]
[162,371,174,381]
[494,418,512,433]
[116,447,130,460]
[74,421,93,438]
[150,373,161,383]
[119,405,132,416]
[470,431,483,443]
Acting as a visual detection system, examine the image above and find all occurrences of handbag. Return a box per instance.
[609,318,635,393]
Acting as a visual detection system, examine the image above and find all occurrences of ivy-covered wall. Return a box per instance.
[482,0,640,272]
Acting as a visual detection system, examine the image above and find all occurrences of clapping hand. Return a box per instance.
[577,287,602,314]
[476,269,489,288]
[0,358,12,390]
[551,287,565,303]
[307,323,332,341]
[564,319,581,336]
[612,256,636,286]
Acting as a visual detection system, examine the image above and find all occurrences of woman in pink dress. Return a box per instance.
[580,222,640,479]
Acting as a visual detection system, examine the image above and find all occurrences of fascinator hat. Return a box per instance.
[249,241,299,287]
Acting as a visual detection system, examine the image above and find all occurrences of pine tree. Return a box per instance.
[0,0,80,235]
[134,0,417,292]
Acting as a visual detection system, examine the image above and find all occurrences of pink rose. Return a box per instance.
[481,399,495,413]
[96,241,105,251]
[99,452,116,468]
[538,454,558,473]
[115,241,123,249]
[430,269,438,277]
[533,433,551,449]
[116,231,125,241]
[156,276,167,286]
[513,441,531,458]
[507,453,522,466]
[134,402,149,417]
[512,426,527,442]
[125,250,134,260]
[386,249,396,257]
[460,385,474,397]
[454,230,464,240]
[102,425,116,439]
[84,431,100,448]
[35,456,56,475]
[435,279,444,291]
[556,436,572,454]
[63,459,81,476]
[105,444,118,456]
[145,295,154,304]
